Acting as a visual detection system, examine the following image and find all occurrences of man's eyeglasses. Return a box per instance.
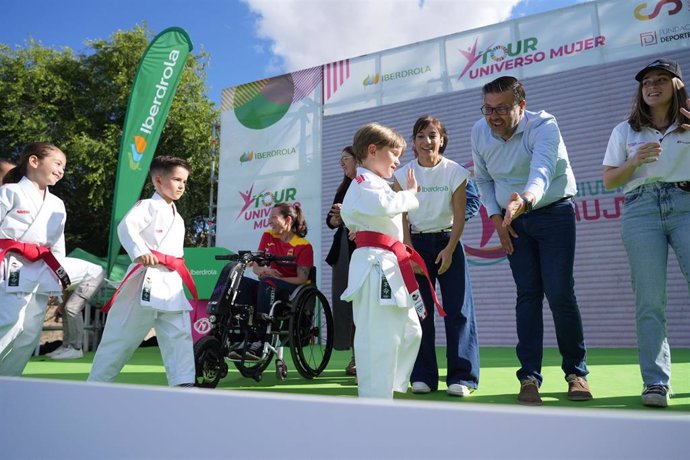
[481,104,518,116]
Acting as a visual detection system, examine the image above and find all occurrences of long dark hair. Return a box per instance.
[628,74,689,132]
[273,202,308,237]
[335,146,355,197]
[3,142,63,185]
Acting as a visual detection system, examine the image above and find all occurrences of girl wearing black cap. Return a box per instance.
[602,58,690,408]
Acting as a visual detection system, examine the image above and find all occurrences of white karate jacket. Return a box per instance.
[0,177,66,295]
[118,193,191,312]
[340,168,419,309]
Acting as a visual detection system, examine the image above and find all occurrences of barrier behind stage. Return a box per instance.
[1,377,688,459]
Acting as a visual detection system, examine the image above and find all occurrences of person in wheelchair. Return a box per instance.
[229,202,314,361]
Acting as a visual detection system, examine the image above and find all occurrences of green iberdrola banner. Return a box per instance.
[107,27,193,273]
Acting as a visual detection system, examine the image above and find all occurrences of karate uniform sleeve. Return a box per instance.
[0,186,14,224]
[356,178,419,217]
[49,199,67,258]
[117,200,154,262]
[52,228,67,259]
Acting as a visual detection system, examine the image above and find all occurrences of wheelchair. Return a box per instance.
[194,251,334,387]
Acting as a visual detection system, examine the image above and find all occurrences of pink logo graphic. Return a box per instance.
[462,161,506,265]
[463,207,507,265]
[324,59,350,101]
[457,38,491,80]
[236,183,265,221]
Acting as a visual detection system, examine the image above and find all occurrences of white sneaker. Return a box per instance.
[411,381,432,394]
[447,383,473,397]
[46,346,68,358]
[50,346,84,360]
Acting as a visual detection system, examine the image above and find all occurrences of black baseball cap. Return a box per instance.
[635,58,683,81]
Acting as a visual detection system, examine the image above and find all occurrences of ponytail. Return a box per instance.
[4,143,62,184]
[273,202,308,237]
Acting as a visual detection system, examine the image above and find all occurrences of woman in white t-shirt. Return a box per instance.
[603,58,690,408]
[393,115,480,397]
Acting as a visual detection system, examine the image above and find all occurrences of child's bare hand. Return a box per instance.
[135,253,159,267]
[406,168,418,193]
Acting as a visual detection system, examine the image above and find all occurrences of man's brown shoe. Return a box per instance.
[517,377,543,406]
[566,374,593,401]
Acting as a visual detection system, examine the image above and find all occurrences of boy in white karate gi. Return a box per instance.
[89,156,196,387]
[340,123,426,399]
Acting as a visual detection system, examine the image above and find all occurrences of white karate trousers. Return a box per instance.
[351,269,422,399]
[88,272,195,386]
[0,286,49,376]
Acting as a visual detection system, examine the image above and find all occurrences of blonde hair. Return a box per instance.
[351,123,406,162]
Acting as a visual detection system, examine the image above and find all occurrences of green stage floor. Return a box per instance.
[24,346,690,412]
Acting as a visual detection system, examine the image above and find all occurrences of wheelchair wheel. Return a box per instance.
[194,335,227,388]
[289,287,334,379]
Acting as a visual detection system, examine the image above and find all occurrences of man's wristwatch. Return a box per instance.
[520,194,533,214]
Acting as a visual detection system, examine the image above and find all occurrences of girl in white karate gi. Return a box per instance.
[340,123,422,399]
[89,156,195,387]
[0,143,68,376]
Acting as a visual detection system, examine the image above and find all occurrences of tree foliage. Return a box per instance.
[0,25,219,256]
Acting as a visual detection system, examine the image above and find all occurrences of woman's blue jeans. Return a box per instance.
[410,232,480,390]
[621,183,690,387]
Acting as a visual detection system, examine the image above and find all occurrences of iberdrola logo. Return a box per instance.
[240,151,254,163]
[130,135,147,167]
[363,74,380,86]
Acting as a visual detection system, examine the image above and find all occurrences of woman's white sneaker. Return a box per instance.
[411,382,432,394]
[50,346,84,360]
[46,345,68,358]
[447,383,473,397]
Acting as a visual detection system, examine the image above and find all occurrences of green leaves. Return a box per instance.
[0,25,219,255]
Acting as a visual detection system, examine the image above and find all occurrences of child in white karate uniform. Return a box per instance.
[0,143,69,376]
[340,123,424,399]
[89,156,196,387]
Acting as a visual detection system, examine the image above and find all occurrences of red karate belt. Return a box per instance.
[354,231,445,317]
[103,250,199,318]
[0,239,71,289]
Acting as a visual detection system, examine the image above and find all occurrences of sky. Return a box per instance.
[2,0,587,106]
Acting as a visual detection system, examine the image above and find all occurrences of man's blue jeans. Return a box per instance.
[410,232,480,390]
[621,183,690,387]
[507,200,588,384]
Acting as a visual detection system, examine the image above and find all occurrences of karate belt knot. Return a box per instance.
[0,239,71,289]
[354,231,445,318]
